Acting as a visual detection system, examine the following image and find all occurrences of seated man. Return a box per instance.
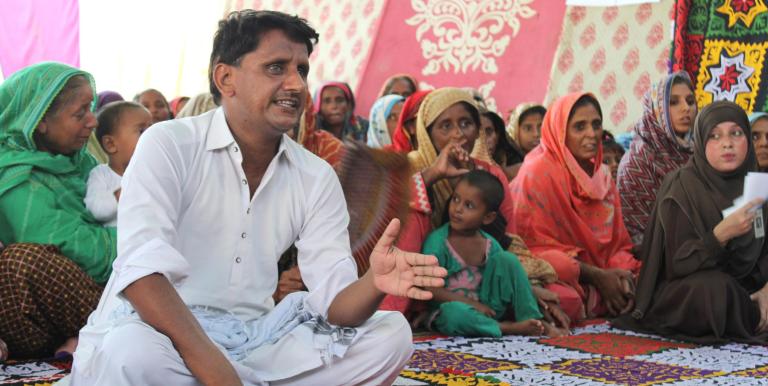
[70,10,445,386]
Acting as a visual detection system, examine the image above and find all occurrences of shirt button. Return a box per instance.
[235,257,242,263]
[246,208,251,214]
[241,232,247,239]
[233,146,239,152]
[242,179,247,185]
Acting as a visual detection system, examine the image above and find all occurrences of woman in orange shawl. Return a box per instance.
[510,93,640,320]
[296,90,345,169]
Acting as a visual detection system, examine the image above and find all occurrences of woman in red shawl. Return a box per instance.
[510,92,640,320]
[390,90,431,152]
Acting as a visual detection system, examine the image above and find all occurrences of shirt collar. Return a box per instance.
[205,108,235,151]
[205,107,297,165]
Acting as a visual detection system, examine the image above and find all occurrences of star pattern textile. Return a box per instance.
[673,0,768,113]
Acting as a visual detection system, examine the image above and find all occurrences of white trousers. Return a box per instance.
[71,311,412,386]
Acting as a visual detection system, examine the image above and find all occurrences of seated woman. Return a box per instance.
[134,88,171,124]
[0,62,117,358]
[618,72,696,247]
[510,92,641,321]
[390,88,572,328]
[314,81,368,142]
[378,74,418,98]
[750,112,768,172]
[391,90,431,152]
[505,103,546,178]
[175,92,218,118]
[481,110,522,180]
[619,101,768,343]
[366,94,405,148]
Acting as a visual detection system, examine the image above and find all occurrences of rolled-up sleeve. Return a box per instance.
[112,127,189,295]
[295,167,358,318]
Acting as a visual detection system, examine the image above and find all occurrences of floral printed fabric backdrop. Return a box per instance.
[545,1,675,134]
[228,0,567,116]
[355,0,566,116]
[227,0,388,114]
[672,0,768,113]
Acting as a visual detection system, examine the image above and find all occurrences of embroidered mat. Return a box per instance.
[3,322,768,385]
[0,356,70,386]
[395,322,768,386]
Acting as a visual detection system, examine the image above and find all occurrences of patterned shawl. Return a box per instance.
[0,61,116,283]
[509,92,637,276]
[391,90,430,152]
[366,94,404,148]
[617,72,694,246]
[407,88,485,227]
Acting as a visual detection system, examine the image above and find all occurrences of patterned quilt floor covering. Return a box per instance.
[3,321,768,385]
[395,322,768,386]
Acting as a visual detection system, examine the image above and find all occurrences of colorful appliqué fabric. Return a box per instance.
[672,0,768,112]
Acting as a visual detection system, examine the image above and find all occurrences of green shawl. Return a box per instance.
[0,62,116,283]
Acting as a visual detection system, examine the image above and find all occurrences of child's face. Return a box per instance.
[602,148,622,181]
[448,181,496,232]
[107,107,152,167]
[517,112,543,153]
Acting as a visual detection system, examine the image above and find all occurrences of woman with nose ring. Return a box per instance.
[385,88,573,332]
[618,101,768,344]
[509,93,641,324]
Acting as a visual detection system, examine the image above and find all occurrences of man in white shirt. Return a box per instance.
[70,10,446,386]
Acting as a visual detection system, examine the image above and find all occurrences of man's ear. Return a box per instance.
[213,63,237,100]
[482,211,498,226]
[101,135,118,155]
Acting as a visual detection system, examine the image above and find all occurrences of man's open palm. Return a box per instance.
[369,219,447,299]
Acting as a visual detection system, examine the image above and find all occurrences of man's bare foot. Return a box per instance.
[0,338,8,362]
[55,337,78,357]
[542,320,570,337]
[500,319,545,336]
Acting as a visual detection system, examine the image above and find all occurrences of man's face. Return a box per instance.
[228,29,309,136]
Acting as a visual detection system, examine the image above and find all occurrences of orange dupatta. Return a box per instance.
[509,92,638,278]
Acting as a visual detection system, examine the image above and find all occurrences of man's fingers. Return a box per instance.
[414,276,445,288]
[406,287,434,300]
[404,252,440,268]
[412,265,448,278]
[372,218,401,254]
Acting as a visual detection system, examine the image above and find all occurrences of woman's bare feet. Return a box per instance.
[54,337,78,357]
[500,319,545,336]
[0,338,8,362]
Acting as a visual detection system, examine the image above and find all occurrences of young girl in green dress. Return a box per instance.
[425,170,564,337]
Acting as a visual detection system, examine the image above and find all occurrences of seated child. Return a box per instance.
[602,130,625,182]
[84,101,152,226]
[425,170,562,337]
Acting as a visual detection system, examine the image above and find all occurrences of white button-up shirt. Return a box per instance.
[100,107,357,322]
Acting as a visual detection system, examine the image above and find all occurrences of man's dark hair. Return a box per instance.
[96,101,144,148]
[459,169,505,213]
[208,10,320,104]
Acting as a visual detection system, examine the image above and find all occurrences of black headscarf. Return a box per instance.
[632,101,764,318]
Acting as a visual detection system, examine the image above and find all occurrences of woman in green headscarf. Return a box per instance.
[0,62,116,359]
